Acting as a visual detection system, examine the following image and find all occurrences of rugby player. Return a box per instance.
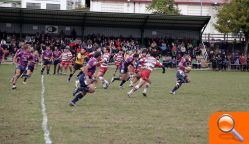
[41,46,53,75]
[69,51,102,106]
[11,44,33,89]
[170,54,191,94]
[52,46,62,75]
[68,48,87,82]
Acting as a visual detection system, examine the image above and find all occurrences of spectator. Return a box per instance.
[171,43,177,58]
[180,44,186,56]
[160,40,167,56]
[239,54,247,71]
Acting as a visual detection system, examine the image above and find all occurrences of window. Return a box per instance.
[46,4,60,10]
[26,2,41,9]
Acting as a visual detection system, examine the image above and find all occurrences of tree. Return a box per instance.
[147,0,180,15]
[215,0,249,55]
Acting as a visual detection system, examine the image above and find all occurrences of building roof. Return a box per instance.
[91,0,230,5]
[0,7,210,31]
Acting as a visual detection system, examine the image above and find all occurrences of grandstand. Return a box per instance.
[0,7,210,41]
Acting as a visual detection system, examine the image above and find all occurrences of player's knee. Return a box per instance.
[145,83,150,87]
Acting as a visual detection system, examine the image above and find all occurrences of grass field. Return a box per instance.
[1,64,249,144]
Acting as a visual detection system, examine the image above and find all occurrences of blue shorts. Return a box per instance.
[119,62,128,74]
[17,65,27,73]
[53,59,61,65]
[176,70,188,83]
[78,73,88,87]
[43,60,52,65]
[28,65,35,72]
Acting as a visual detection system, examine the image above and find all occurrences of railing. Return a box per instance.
[202,33,244,43]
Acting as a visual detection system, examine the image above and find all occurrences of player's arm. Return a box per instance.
[178,62,186,71]
[83,64,90,76]
[27,55,33,65]
[51,52,54,61]
[156,61,165,73]
[68,52,75,61]
[13,52,18,64]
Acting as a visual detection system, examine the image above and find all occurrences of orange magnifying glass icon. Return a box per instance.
[217,114,244,142]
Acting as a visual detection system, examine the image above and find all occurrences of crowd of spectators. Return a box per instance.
[209,50,249,71]
[0,32,248,71]
[0,32,203,62]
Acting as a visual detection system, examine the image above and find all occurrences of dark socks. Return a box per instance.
[47,69,50,75]
[68,74,73,81]
[113,77,120,82]
[23,75,29,82]
[41,67,45,74]
[120,80,126,87]
[172,83,182,92]
[71,94,84,104]
[53,65,57,74]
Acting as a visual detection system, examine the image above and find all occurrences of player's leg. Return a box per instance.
[68,64,81,82]
[142,82,150,97]
[53,61,58,75]
[70,74,89,106]
[12,67,22,89]
[23,65,34,84]
[70,87,88,106]
[63,63,69,75]
[119,73,129,88]
[111,63,123,83]
[113,63,119,76]
[127,78,146,96]
[98,67,109,88]
[69,79,96,106]
[128,65,135,87]
[57,62,63,75]
[170,80,183,94]
[41,61,47,75]
[46,62,51,75]
[130,72,140,87]
[69,63,73,74]
[170,70,186,94]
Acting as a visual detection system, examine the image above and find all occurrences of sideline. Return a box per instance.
[41,75,52,144]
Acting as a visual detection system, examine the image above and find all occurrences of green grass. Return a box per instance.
[1,64,249,144]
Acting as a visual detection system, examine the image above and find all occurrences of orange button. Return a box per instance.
[209,112,249,144]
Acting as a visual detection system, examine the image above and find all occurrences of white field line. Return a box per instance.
[41,75,52,144]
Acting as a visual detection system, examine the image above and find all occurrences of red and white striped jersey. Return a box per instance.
[101,52,111,68]
[61,51,73,62]
[141,56,163,71]
[113,53,124,62]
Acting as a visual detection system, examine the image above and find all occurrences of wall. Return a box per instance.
[21,0,67,10]
[177,4,219,34]
[0,23,21,33]
[90,0,222,35]
[0,23,82,36]
[84,27,141,38]
[90,0,151,13]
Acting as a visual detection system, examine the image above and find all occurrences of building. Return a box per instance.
[90,0,230,36]
[90,0,152,13]
[175,0,231,35]
[22,0,66,10]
